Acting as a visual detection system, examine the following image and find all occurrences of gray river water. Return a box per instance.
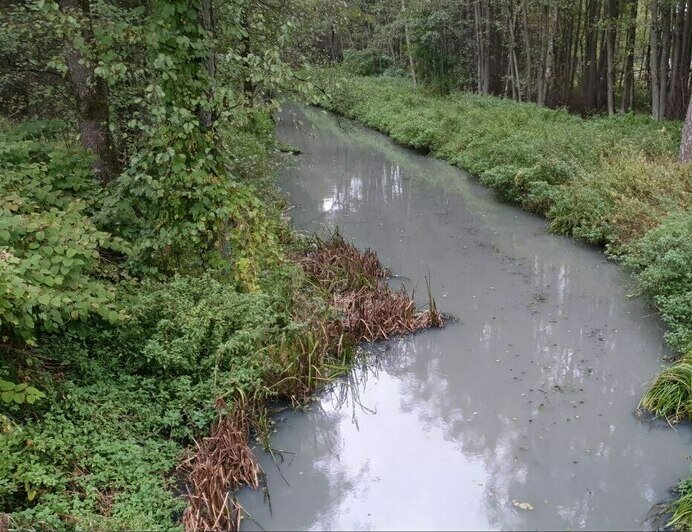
[238,104,692,530]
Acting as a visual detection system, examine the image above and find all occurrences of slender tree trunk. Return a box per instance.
[58,0,120,185]
[521,0,533,101]
[583,0,601,110]
[659,2,671,119]
[650,0,661,120]
[537,5,548,105]
[506,0,522,101]
[605,0,619,115]
[621,0,638,112]
[545,4,557,106]
[474,0,485,92]
[401,0,417,88]
[681,94,692,161]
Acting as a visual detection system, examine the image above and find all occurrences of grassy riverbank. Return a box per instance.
[313,70,692,526]
[0,118,441,529]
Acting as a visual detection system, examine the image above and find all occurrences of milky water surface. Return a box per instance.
[238,104,691,531]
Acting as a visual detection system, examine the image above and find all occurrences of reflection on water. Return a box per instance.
[238,104,692,531]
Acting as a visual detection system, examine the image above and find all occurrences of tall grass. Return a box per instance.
[639,356,692,423]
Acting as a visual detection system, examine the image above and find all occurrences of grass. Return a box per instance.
[639,355,692,423]
[313,69,692,528]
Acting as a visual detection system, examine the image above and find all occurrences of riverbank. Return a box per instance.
[309,70,692,525]
[0,118,441,529]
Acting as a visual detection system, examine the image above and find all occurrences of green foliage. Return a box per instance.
[0,376,187,530]
[0,124,128,343]
[668,475,692,530]
[0,380,45,405]
[626,210,692,355]
[0,269,307,528]
[639,355,692,423]
[342,49,393,76]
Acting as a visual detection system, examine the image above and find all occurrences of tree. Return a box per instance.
[682,94,692,161]
[57,0,121,184]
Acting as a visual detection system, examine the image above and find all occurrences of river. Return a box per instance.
[237,103,692,530]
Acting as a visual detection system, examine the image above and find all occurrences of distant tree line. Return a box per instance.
[302,0,692,120]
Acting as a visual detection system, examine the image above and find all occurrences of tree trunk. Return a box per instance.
[681,94,692,161]
[58,0,120,185]
[521,0,533,101]
[401,0,417,88]
[620,0,637,112]
[537,5,548,105]
[605,0,619,115]
[583,0,601,110]
[658,2,671,119]
[650,0,661,120]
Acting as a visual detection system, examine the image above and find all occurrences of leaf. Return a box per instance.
[1,391,14,403]
[512,500,534,511]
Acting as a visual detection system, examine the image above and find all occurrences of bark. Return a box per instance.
[521,0,533,101]
[583,0,601,110]
[620,0,638,112]
[605,0,619,115]
[401,0,417,88]
[58,0,120,185]
[658,2,671,119]
[650,0,661,120]
[681,94,692,161]
[537,5,548,105]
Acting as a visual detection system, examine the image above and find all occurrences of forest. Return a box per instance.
[0,0,691,530]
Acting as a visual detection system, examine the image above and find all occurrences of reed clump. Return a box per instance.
[301,230,444,342]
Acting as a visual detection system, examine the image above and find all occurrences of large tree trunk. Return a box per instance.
[58,0,120,185]
[682,94,692,161]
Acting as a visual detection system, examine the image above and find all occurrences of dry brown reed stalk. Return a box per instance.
[302,231,444,343]
[181,407,260,532]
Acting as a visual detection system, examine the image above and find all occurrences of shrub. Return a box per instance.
[626,209,692,355]
[0,128,128,343]
[342,49,393,76]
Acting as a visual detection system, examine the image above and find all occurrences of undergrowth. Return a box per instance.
[0,119,442,529]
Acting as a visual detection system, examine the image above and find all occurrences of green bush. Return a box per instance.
[626,210,692,355]
[0,126,128,343]
[342,49,393,76]
[0,271,305,528]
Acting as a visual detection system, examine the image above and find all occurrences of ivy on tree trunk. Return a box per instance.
[58,0,121,185]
